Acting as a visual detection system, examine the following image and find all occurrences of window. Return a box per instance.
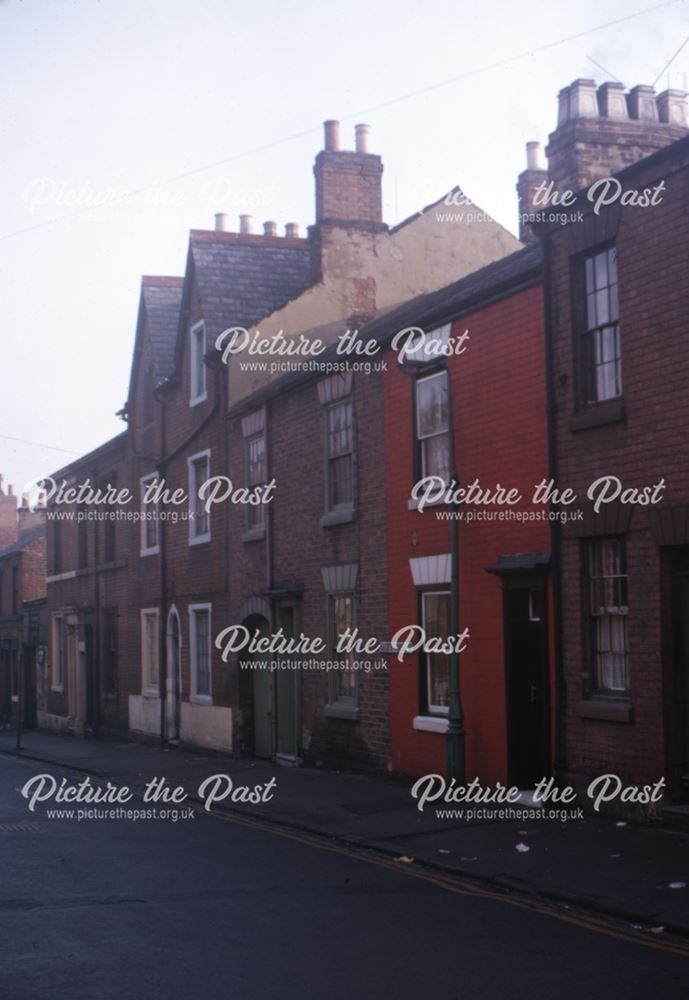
[190,321,207,405]
[246,433,266,529]
[586,538,629,693]
[327,593,357,706]
[77,505,88,570]
[581,247,621,403]
[422,591,451,713]
[101,475,117,564]
[326,399,353,510]
[52,520,63,575]
[141,609,159,694]
[188,450,211,544]
[52,615,64,691]
[103,610,118,693]
[140,474,159,555]
[190,604,211,700]
[416,371,450,482]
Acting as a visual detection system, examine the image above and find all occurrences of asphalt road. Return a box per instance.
[1,753,688,1000]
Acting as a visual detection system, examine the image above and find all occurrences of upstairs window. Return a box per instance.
[188,450,211,544]
[581,247,621,403]
[416,371,450,482]
[140,474,159,556]
[190,321,207,406]
[326,399,354,511]
[246,432,266,529]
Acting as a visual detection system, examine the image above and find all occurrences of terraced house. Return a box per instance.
[44,121,519,768]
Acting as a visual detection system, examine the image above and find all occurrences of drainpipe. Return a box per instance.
[265,397,278,758]
[542,229,565,781]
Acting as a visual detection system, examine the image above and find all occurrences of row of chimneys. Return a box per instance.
[214,214,301,237]
[558,78,688,126]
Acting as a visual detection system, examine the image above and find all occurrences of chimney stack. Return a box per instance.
[263,221,278,237]
[314,120,383,227]
[239,214,254,235]
[285,222,300,238]
[545,78,689,194]
[214,213,231,232]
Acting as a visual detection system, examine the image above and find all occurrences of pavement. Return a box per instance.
[1,728,688,937]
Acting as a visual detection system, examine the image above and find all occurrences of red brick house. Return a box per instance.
[373,247,551,782]
[537,80,689,809]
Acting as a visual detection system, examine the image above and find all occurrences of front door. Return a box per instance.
[166,609,181,742]
[250,617,273,758]
[664,547,689,800]
[503,583,549,788]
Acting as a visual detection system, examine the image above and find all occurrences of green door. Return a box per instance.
[276,603,299,758]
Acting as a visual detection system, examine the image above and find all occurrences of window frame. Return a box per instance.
[189,602,212,703]
[326,591,358,711]
[140,608,160,696]
[187,449,211,545]
[414,368,451,485]
[245,431,266,530]
[575,244,622,407]
[102,608,118,694]
[324,398,354,514]
[139,473,160,556]
[190,321,208,407]
[419,588,452,716]
[584,536,630,697]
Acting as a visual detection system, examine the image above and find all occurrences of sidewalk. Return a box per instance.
[2,729,688,936]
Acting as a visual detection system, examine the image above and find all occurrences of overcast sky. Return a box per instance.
[1,0,687,498]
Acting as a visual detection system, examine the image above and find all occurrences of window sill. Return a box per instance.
[408,494,449,512]
[320,506,355,528]
[190,695,213,706]
[242,524,266,543]
[50,685,64,694]
[571,398,625,432]
[190,393,208,408]
[324,702,360,721]
[189,533,211,547]
[140,547,160,558]
[142,688,160,699]
[577,698,633,723]
[413,714,449,734]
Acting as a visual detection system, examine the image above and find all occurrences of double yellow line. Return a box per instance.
[202,803,689,960]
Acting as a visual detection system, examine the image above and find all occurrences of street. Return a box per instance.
[1,754,688,1000]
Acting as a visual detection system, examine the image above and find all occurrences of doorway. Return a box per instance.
[275,602,299,760]
[503,581,550,788]
[247,615,273,759]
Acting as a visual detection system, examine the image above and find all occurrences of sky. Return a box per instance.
[1,0,688,500]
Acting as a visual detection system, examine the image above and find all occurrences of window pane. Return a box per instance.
[195,611,210,696]
[330,594,356,702]
[192,458,209,535]
[423,593,450,712]
[588,539,629,692]
[422,432,450,481]
[417,374,448,439]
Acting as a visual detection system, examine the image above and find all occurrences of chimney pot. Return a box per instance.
[263,221,278,237]
[657,89,689,126]
[285,223,299,238]
[568,78,599,120]
[628,84,659,121]
[8,484,14,497]
[525,141,545,171]
[598,82,628,119]
[355,123,372,153]
[214,212,231,232]
[239,214,254,235]
[324,120,340,151]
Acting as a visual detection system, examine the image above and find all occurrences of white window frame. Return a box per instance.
[51,614,64,692]
[416,369,451,482]
[139,473,160,557]
[422,589,451,715]
[187,449,211,545]
[190,321,207,406]
[141,608,160,696]
[189,603,212,703]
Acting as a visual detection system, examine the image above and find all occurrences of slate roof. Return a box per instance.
[0,524,47,560]
[188,235,314,340]
[142,277,184,381]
